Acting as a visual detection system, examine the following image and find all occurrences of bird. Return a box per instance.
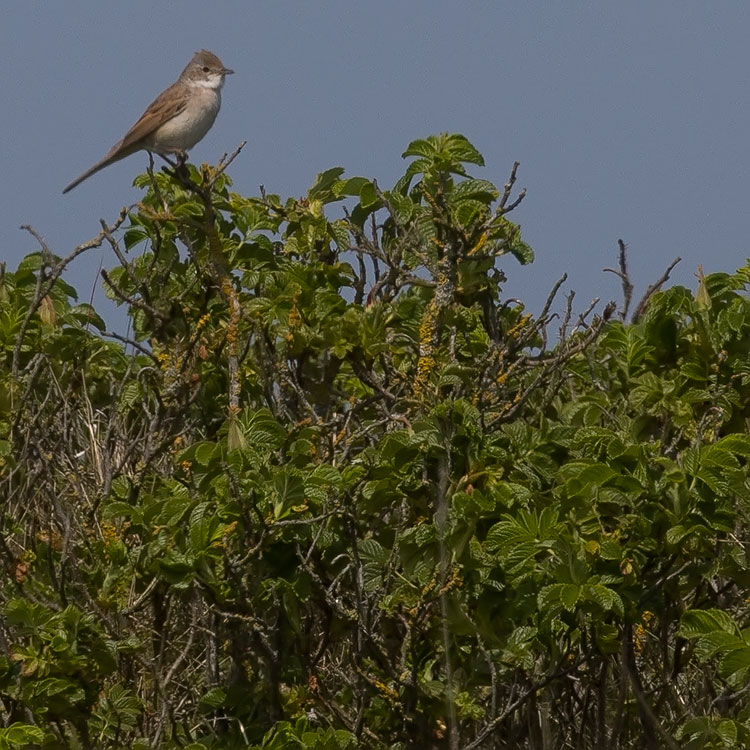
[63,50,233,194]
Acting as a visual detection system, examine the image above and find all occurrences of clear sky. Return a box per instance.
[3,3,749,329]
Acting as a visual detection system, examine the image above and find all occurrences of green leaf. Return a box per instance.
[358,538,388,564]
[510,239,534,265]
[584,584,624,616]
[18,252,46,272]
[402,138,438,159]
[66,303,106,331]
[358,180,380,209]
[188,502,224,555]
[309,167,346,200]
[336,176,370,197]
[198,687,227,712]
[273,468,306,519]
[714,433,750,457]
[538,583,582,613]
[387,190,416,222]
[444,134,485,166]
[452,178,498,203]
[0,723,46,748]
[716,719,738,744]
[719,647,750,684]
[679,609,739,638]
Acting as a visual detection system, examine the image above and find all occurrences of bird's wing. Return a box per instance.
[117,81,189,152]
[62,80,190,193]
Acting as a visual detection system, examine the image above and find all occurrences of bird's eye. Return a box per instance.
[202,66,210,72]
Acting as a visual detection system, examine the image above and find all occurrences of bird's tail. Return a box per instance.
[62,141,131,194]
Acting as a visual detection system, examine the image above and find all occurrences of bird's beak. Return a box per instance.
[223,67,235,75]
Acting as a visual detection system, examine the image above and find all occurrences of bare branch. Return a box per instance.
[603,239,634,321]
[632,256,682,322]
[13,210,128,377]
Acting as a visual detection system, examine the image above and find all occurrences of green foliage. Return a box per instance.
[679,609,750,686]
[0,723,46,750]
[2,134,750,748]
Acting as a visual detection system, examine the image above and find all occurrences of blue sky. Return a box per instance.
[3,3,750,329]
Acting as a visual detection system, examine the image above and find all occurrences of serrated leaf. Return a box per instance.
[0,723,46,746]
[358,181,381,210]
[68,303,106,331]
[538,583,581,612]
[387,190,416,222]
[510,240,534,265]
[329,219,351,250]
[336,176,370,197]
[123,226,150,251]
[453,199,489,227]
[415,208,437,243]
[18,252,46,272]
[694,631,744,662]
[402,138,438,159]
[309,167,346,200]
[358,539,388,564]
[585,584,624,616]
[273,469,306,519]
[452,178,498,202]
[715,433,750,457]
[718,647,750,684]
[444,134,485,166]
[679,609,739,638]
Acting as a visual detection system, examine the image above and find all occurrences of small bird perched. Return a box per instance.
[63,50,233,193]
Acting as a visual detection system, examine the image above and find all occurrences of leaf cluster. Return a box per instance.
[1,136,750,749]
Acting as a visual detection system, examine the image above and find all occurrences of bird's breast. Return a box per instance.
[144,88,222,154]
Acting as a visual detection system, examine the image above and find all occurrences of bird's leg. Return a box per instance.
[146,151,157,179]
[159,153,179,168]
[174,151,190,179]
[160,151,191,183]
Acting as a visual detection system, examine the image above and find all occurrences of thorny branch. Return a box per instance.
[13,209,127,377]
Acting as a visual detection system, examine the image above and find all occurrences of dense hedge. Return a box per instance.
[2,135,750,749]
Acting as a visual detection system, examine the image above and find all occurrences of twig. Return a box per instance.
[632,256,681,323]
[215,140,247,179]
[100,269,165,321]
[538,273,568,349]
[603,239,634,321]
[502,188,527,213]
[102,330,159,363]
[499,161,520,209]
[13,210,128,377]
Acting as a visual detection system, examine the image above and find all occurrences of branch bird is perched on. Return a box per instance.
[63,50,233,193]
